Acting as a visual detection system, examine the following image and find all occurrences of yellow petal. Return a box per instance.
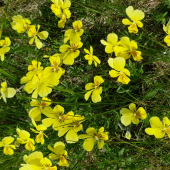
[37,31,48,39]
[58,127,70,137]
[163,117,170,127]
[79,134,92,139]
[18,130,30,140]
[42,118,56,127]
[136,107,147,119]
[91,88,102,103]
[85,83,94,90]
[107,33,118,46]
[105,45,114,53]
[94,76,104,85]
[136,21,143,28]
[131,10,145,21]
[109,70,119,78]
[122,69,130,76]
[66,129,78,143]
[5,88,16,98]
[2,136,14,145]
[83,137,95,151]
[98,140,104,149]
[126,6,134,19]
[35,37,43,49]
[84,90,93,101]
[29,107,41,121]
[121,115,133,126]
[154,129,165,138]
[118,73,130,84]
[54,141,65,153]
[29,37,35,45]
[149,117,163,129]
[145,128,157,135]
[128,24,138,34]
[49,153,58,160]
[131,117,139,124]
[122,19,132,25]
[129,103,136,112]
[112,57,125,71]
[100,40,108,46]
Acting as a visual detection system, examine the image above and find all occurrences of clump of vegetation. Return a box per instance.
[1,0,170,169]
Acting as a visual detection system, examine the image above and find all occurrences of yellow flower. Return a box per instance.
[145,117,170,139]
[79,127,108,151]
[100,33,118,53]
[21,60,43,85]
[48,142,69,167]
[84,46,101,67]
[11,15,31,33]
[114,37,143,61]
[20,151,57,170]
[0,81,16,103]
[22,71,53,98]
[16,128,35,151]
[163,20,170,46]
[0,37,11,61]
[58,112,85,143]
[84,76,104,103]
[0,136,16,155]
[43,56,65,86]
[42,105,70,130]
[28,25,49,49]
[59,41,83,65]
[120,103,147,126]
[64,20,84,43]
[122,6,145,34]
[29,97,51,121]
[30,119,47,145]
[51,0,71,28]
[108,57,130,84]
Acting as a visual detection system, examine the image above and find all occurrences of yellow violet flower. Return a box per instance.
[84,46,101,67]
[122,6,145,34]
[23,71,53,98]
[30,119,47,145]
[0,37,11,61]
[0,81,16,103]
[59,41,83,65]
[11,15,31,33]
[21,60,43,85]
[58,112,85,143]
[43,56,65,86]
[20,151,57,170]
[108,57,130,84]
[85,76,104,103]
[0,136,16,155]
[16,128,35,151]
[48,142,69,167]
[28,25,49,49]
[42,105,70,130]
[163,20,170,46]
[114,37,143,61]
[100,33,118,53]
[64,20,84,43]
[145,117,170,138]
[51,0,71,28]
[29,97,51,121]
[79,127,108,151]
[120,103,147,126]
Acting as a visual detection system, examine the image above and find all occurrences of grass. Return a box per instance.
[1,0,170,169]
